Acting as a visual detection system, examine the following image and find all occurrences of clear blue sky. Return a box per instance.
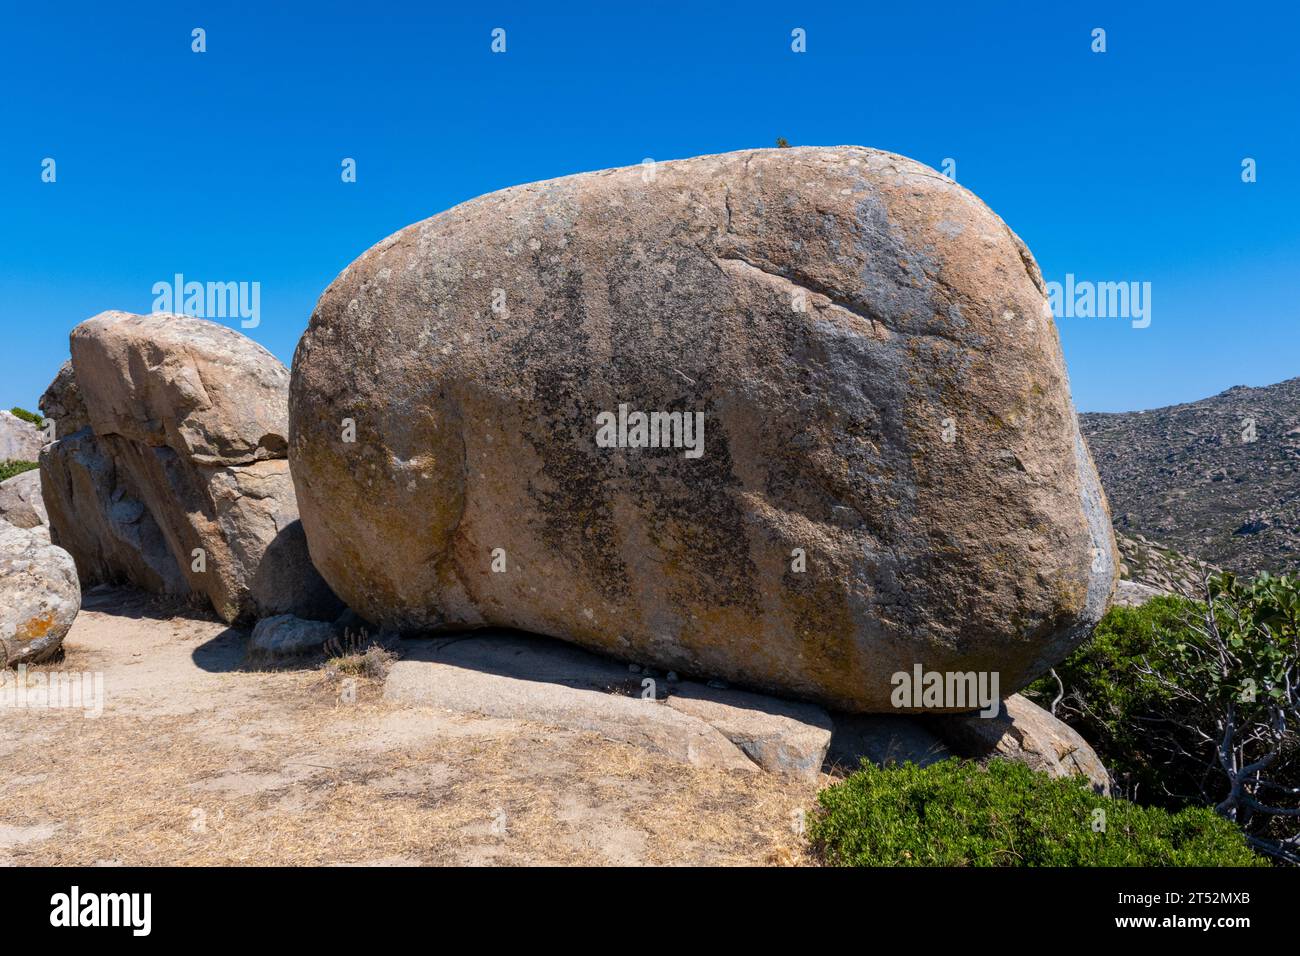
[2,1,1296,413]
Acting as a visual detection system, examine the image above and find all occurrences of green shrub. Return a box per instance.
[8,406,44,427]
[1026,574,1300,862]
[0,460,39,482]
[1025,595,1194,802]
[809,759,1264,867]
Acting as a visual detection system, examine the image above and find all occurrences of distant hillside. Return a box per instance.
[1081,378,1300,575]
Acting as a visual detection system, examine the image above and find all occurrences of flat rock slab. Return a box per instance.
[665,684,831,780]
[384,632,763,772]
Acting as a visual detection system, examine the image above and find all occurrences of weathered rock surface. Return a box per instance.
[292,146,1116,712]
[0,470,49,536]
[39,361,89,438]
[383,633,758,772]
[1112,578,1168,608]
[249,614,338,659]
[39,311,340,623]
[0,411,44,462]
[0,522,80,666]
[665,684,831,779]
[930,692,1112,793]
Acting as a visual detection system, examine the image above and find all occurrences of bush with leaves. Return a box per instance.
[8,406,45,427]
[809,758,1264,867]
[0,460,39,482]
[1027,572,1300,864]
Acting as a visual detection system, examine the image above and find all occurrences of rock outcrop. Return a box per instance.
[0,410,44,462]
[39,311,340,624]
[39,361,89,438]
[1082,377,1300,575]
[0,522,80,666]
[379,629,1111,786]
[291,146,1116,712]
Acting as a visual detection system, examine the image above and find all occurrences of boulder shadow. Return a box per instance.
[191,626,253,673]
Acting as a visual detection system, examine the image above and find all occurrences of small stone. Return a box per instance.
[248,615,337,660]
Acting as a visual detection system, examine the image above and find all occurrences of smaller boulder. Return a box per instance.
[0,470,49,536]
[249,614,338,660]
[0,522,80,666]
[930,693,1112,793]
[1113,579,1169,608]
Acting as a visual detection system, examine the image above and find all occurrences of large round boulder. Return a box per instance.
[289,146,1116,712]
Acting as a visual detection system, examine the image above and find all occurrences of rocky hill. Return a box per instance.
[1114,529,1216,596]
[1081,378,1300,575]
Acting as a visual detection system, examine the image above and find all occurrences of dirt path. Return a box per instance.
[1,587,816,866]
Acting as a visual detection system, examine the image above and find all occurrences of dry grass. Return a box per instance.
[1,597,817,866]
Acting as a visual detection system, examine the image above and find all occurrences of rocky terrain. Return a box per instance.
[7,146,1214,865]
[1114,529,1217,596]
[1082,378,1300,576]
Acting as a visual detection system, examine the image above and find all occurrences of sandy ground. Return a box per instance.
[1,587,818,866]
